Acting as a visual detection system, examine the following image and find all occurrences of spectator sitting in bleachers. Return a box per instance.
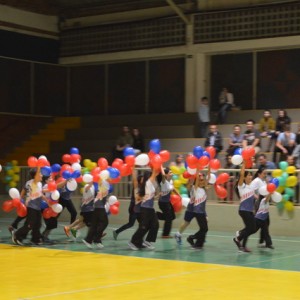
[256,153,276,170]
[204,124,223,158]
[132,128,145,155]
[242,119,261,154]
[274,124,296,164]
[226,124,243,157]
[258,110,275,152]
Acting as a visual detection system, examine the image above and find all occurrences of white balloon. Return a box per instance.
[182,197,190,207]
[208,173,216,184]
[210,168,218,173]
[51,190,60,200]
[259,185,269,196]
[83,173,93,183]
[67,178,78,191]
[271,191,282,203]
[232,155,243,166]
[72,162,82,171]
[51,203,63,213]
[0,164,2,172]
[39,155,47,160]
[135,154,149,166]
[187,167,196,175]
[100,170,109,180]
[9,188,20,199]
[108,195,117,206]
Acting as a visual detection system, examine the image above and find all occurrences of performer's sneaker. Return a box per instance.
[175,233,182,245]
[82,239,93,249]
[113,230,118,240]
[143,241,155,250]
[233,237,241,250]
[187,236,195,246]
[128,241,139,251]
[64,226,70,237]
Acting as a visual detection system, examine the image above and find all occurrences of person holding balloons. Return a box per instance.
[233,161,257,253]
[113,166,142,240]
[12,167,48,245]
[128,167,160,250]
[82,179,110,249]
[253,194,274,249]
[156,166,180,238]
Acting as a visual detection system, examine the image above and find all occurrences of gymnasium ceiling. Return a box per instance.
[0,0,296,19]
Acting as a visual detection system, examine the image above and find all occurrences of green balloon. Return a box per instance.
[283,194,290,201]
[179,186,188,194]
[277,201,284,209]
[279,161,288,171]
[285,187,295,197]
[278,176,286,187]
[172,174,179,180]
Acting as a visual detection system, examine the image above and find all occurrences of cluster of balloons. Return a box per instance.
[2,188,27,217]
[269,161,296,214]
[2,160,20,191]
[231,147,256,167]
[107,195,120,215]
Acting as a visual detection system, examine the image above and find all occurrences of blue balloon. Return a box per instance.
[234,147,243,155]
[40,200,49,209]
[41,166,51,176]
[123,147,135,157]
[149,139,161,154]
[70,147,79,154]
[270,177,279,188]
[62,170,72,180]
[108,167,120,179]
[93,182,99,192]
[202,151,211,159]
[193,146,203,159]
[71,170,81,179]
[51,163,61,173]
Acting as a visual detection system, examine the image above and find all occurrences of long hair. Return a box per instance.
[138,171,152,197]
[254,166,266,179]
[234,170,251,198]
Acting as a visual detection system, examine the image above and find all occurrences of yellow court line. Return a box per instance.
[0,245,299,300]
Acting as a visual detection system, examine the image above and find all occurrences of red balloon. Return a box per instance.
[216,173,230,185]
[112,159,123,170]
[27,156,37,167]
[244,159,253,168]
[17,204,27,217]
[159,150,170,163]
[151,154,162,169]
[42,208,53,219]
[50,210,58,218]
[60,164,72,174]
[37,157,48,167]
[12,198,21,208]
[170,194,181,205]
[47,180,57,192]
[62,154,71,163]
[76,175,83,183]
[210,159,221,171]
[148,150,156,160]
[93,173,100,183]
[91,167,101,176]
[267,183,276,193]
[114,201,120,207]
[98,158,108,170]
[70,154,81,164]
[186,154,198,168]
[2,200,14,212]
[215,184,227,199]
[182,171,191,179]
[198,156,209,169]
[109,176,121,184]
[110,205,119,215]
[125,155,135,167]
[172,200,182,212]
[242,148,255,160]
[206,146,216,159]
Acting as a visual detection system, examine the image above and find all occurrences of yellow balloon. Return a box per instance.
[9,181,17,188]
[13,166,20,173]
[11,160,18,166]
[87,162,97,170]
[276,186,285,193]
[13,174,20,182]
[170,166,180,175]
[79,187,84,194]
[284,201,294,212]
[286,166,296,174]
[179,175,188,184]
[272,169,282,178]
[83,159,91,167]
[7,169,14,176]
[173,179,182,188]
[286,176,297,187]
[179,166,186,174]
